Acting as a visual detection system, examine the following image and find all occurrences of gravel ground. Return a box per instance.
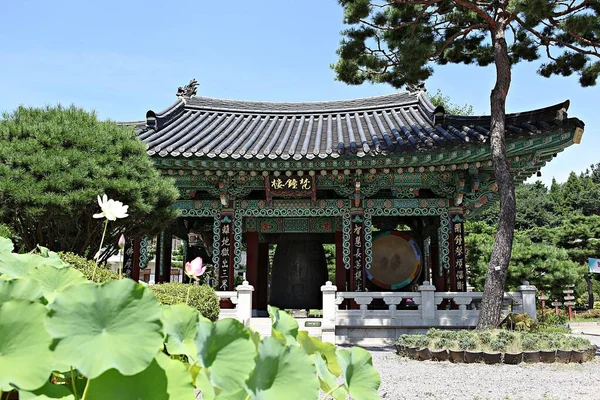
[371,334,600,400]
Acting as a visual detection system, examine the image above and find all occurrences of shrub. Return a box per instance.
[521,335,539,351]
[58,252,118,283]
[497,330,517,342]
[575,309,600,319]
[458,336,477,351]
[439,330,459,340]
[490,339,507,352]
[477,331,492,345]
[414,336,430,349]
[433,338,453,350]
[426,328,441,338]
[149,282,220,322]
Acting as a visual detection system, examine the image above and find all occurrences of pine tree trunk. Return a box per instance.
[584,273,594,310]
[476,22,517,330]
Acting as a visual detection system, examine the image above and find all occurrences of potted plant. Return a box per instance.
[570,337,593,363]
[502,332,523,365]
[522,335,541,363]
[555,336,572,363]
[460,335,482,363]
[538,335,557,363]
[431,338,452,361]
[414,335,433,361]
[483,338,505,364]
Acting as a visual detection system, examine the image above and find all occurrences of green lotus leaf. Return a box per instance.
[336,347,381,400]
[46,279,164,379]
[28,265,87,303]
[245,336,319,400]
[162,304,199,361]
[0,276,43,304]
[85,352,195,399]
[0,251,65,279]
[0,300,54,391]
[267,305,298,344]
[297,330,341,376]
[19,381,75,400]
[195,317,255,395]
[0,237,13,253]
[314,352,346,400]
[194,368,216,400]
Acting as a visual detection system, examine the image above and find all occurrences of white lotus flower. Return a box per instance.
[93,194,129,221]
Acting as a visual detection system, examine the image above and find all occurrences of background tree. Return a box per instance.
[334,0,600,328]
[0,105,179,259]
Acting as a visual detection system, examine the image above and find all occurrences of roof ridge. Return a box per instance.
[183,91,421,114]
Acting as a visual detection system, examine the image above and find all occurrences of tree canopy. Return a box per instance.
[334,0,600,328]
[334,0,600,87]
[467,166,600,306]
[0,105,178,258]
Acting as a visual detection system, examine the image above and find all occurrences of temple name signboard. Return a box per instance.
[265,175,316,201]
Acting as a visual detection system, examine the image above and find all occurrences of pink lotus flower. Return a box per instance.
[118,234,126,250]
[185,257,205,280]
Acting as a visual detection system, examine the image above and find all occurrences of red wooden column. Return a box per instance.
[153,235,162,283]
[257,242,270,312]
[335,231,346,290]
[246,232,259,308]
[131,237,141,281]
[161,231,173,283]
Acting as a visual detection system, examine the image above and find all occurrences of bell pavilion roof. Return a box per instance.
[135,83,584,161]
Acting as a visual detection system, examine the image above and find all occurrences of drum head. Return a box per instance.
[367,231,421,289]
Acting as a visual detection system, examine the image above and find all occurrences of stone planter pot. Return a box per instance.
[449,349,465,363]
[431,349,450,362]
[503,352,523,365]
[482,352,502,364]
[570,350,585,363]
[539,350,556,363]
[406,346,419,359]
[583,346,597,362]
[464,351,483,364]
[555,349,572,363]
[523,351,540,363]
[417,347,433,361]
[395,344,406,356]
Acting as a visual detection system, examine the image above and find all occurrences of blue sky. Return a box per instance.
[1,0,598,186]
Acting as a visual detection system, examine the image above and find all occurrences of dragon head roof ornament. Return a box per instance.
[176,79,199,99]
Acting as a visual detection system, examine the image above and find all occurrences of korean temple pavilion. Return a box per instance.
[124,79,584,314]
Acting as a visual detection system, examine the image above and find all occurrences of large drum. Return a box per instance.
[367,231,421,290]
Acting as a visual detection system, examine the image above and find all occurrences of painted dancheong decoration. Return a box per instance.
[122,79,584,313]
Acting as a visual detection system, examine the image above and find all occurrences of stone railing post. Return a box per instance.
[517,282,537,321]
[236,280,254,326]
[418,281,437,320]
[321,281,337,344]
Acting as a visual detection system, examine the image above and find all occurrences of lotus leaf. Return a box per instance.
[195,317,255,396]
[0,276,43,304]
[19,380,75,399]
[0,300,54,391]
[162,304,199,361]
[85,352,194,399]
[245,336,319,400]
[337,346,380,400]
[28,264,87,303]
[268,305,298,344]
[45,279,164,379]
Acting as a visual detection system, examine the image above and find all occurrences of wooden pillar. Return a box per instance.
[335,231,346,290]
[161,231,172,283]
[246,232,259,308]
[216,214,235,291]
[257,242,269,312]
[430,242,444,291]
[153,235,162,283]
[350,213,366,292]
[130,237,141,281]
[450,213,466,292]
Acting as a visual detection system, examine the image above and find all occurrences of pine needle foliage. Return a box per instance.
[0,105,178,258]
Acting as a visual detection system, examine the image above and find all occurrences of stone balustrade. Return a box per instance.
[216,280,538,344]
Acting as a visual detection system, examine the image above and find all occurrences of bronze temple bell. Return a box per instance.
[270,234,328,310]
